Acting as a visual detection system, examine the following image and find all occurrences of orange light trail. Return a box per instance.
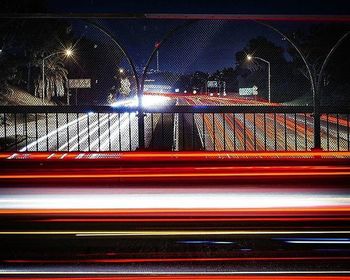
[2,207,350,215]
[4,256,350,264]
[1,165,350,179]
[1,151,350,161]
[26,217,350,223]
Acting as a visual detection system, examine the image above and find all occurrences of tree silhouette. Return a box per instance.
[0,18,72,102]
[235,36,308,102]
[288,23,350,105]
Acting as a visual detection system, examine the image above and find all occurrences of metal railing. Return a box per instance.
[1,105,349,152]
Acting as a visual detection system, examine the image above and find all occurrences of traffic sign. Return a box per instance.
[239,86,258,96]
[207,81,218,88]
[68,79,91,89]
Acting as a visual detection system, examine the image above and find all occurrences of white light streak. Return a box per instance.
[19,114,88,152]
[287,241,350,244]
[110,95,170,108]
[0,190,349,210]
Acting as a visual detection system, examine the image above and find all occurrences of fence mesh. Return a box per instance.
[0,16,349,151]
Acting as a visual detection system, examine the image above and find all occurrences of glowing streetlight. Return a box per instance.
[64,48,73,57]
[42,48,74,103]
[119,68,124,74]
[246,54,271,103]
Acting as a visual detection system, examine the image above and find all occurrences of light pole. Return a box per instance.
[247,55,271,103]
[42,48,73,103]
[155,42,160,72]
[116,68,125,100]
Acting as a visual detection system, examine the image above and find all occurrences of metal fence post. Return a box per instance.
[313,91,322,150]
[314,31,350,150]
[85,20,141,150]
[256,21,318,151]
[137,88,145,149]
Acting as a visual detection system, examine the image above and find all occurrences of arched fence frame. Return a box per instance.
[0,14,350,151]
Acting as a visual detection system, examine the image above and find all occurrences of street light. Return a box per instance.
[42,48,73,103]
[119,68,124,74]
[65,48,73,57]
[247,54,271,103]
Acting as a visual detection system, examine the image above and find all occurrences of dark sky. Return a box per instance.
[46,0,350,15]
[94,19,291,73]
[3,0,350,73]
[2,0,350,14]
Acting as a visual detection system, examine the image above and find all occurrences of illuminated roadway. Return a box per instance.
[177,94,350,151]
[3,93,349,152]
[6,112,139,151]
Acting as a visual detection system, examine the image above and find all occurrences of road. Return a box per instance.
[0,94,349,152]
[0,96,179,151]
[178,95,350,151]
[0,112,140,151]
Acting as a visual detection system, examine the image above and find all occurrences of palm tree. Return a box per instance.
[34,55,68,101]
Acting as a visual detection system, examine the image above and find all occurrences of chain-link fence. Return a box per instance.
[0,15,349,151]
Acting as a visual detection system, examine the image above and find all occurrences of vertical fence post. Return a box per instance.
[314,31,350,151]
[257,21,317,151]
[313,93,322,150]
[86,20,141,151]
[137,88,145,149]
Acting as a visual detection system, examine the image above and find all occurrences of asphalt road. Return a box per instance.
[1,95,349,152]
[180,95,350,151]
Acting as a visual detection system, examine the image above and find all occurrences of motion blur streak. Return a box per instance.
[19,217,350,222]
[1,189,350,209]
[1,151,350,277]
[1,230,350,236]
[2,207,350,214]
[5,256,350,263]
[5,276,350,280]
[2,151,350,161]
[1,167,350,179]
[18,114,88,152]
[286,241,350,244]
[3,271,350,275]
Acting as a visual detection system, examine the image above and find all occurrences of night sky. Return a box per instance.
[67,16,307,74]
[39,0,348,73]
[2,0,350,102]
[46,0,350,15]
[103,19,290,73]
[2,0,350,74]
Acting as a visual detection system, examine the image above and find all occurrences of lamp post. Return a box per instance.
[247,55,271,103]
[42,48,73,103]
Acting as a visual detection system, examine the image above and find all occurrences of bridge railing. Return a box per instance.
[0,105,349,152]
